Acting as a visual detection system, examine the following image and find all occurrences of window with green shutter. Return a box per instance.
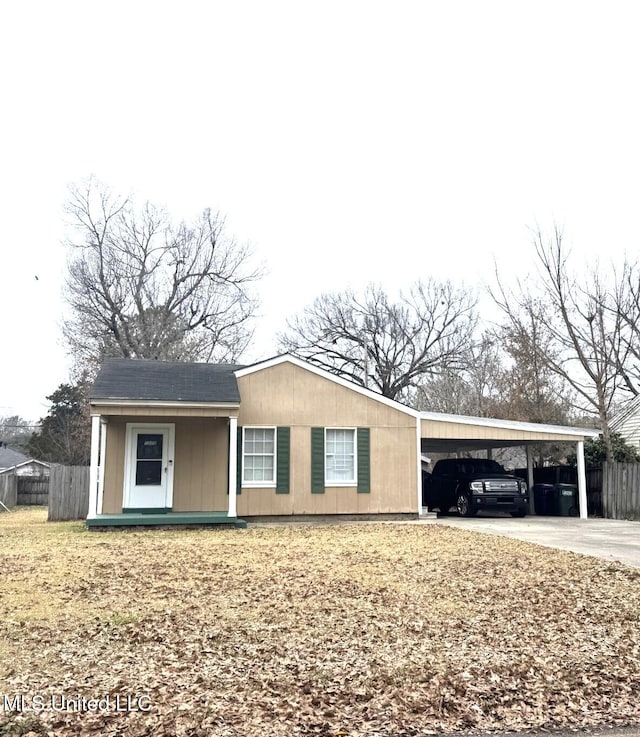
[311,427,371,492]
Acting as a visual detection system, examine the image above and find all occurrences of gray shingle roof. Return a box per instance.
[91,359,243,404]
[0,447,29,470]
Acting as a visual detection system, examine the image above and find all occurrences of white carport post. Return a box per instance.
[87,414,101,519]
[576,440,588,519]
[526,445,535,515]
[228,417,238,518]
[416,418,423,516]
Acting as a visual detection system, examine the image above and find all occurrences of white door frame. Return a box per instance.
[123,423,175,510]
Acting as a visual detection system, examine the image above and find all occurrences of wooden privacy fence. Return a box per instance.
[17,477,49,505]
[602,462,640,521]
[48,466,90,521]
[0,474,17,510]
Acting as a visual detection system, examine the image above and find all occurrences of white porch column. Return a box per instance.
[87,414,101,519]
[416,418,423,515]
[526,445,535,515]
[228,416,238,518]
[97,418,108,516]
[576,440,588,519]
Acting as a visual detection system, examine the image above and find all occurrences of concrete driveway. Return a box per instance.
[436,514,640,568]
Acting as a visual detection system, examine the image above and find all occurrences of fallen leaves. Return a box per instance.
[1,509,640,736]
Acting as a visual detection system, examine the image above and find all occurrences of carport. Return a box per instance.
[419,412,600,519]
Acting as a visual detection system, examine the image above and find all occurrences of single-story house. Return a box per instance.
[87,354,599,528]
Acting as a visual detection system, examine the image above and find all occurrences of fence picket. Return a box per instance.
[602,462,640,521]
[0,474,18,509]
[47,466,90,521]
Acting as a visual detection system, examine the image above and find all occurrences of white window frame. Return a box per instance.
[325,427,357,487]
[242,426,277,487]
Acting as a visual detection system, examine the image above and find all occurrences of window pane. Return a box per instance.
[137,434,163,460]
[136,460,162,485]
[243,428,275,483]
[326,429,355,482]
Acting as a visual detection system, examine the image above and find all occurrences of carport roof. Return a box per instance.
[419,410,600,452]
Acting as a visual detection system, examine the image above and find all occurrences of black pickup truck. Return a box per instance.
[423,458,529,517]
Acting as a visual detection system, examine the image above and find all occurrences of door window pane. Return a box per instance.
[136,433,163,485]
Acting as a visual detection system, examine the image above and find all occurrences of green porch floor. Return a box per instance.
[86,512,247,529]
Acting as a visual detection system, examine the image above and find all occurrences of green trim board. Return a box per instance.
[122,507,171,514]
[87,512,247,529]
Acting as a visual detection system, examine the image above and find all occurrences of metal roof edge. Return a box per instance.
[419,410,601,437]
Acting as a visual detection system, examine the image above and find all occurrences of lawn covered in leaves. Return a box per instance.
[1,509,640,736]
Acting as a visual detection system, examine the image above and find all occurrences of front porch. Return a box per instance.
[86,510,247,529]
[87,400,241,524]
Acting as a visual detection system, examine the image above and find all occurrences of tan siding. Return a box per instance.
[420,418,584,443]
[237,491,294,516]
[237,363,417,516]
[103,421,126,513]
[238,362,412,428]
[173,419,228,512]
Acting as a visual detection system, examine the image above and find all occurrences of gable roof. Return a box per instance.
[235,354,420,417]
[0,446,28,470]
[0,459,50,475]
[91,358,243,404]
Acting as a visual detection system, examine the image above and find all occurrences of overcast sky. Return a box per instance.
[1,1,639,421]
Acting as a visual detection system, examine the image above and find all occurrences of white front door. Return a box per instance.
[124,424,175,510]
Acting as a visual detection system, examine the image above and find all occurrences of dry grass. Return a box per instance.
[2,508,640,736]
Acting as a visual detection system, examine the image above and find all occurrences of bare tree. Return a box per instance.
[63,178,262,369]
[611,258,640,396]
[279,281,477,401]
[414,332,504,416]
[492,227,623,460]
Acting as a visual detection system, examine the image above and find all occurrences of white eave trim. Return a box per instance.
[91,399,240,410]
[420,410,601,438]
[0,459,50,474]
[234,354,420,418]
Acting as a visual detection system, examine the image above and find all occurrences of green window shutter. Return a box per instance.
[236,426,243,495]
[276,427,290,494]
[357,427,371,493]
[311,427,325,493]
